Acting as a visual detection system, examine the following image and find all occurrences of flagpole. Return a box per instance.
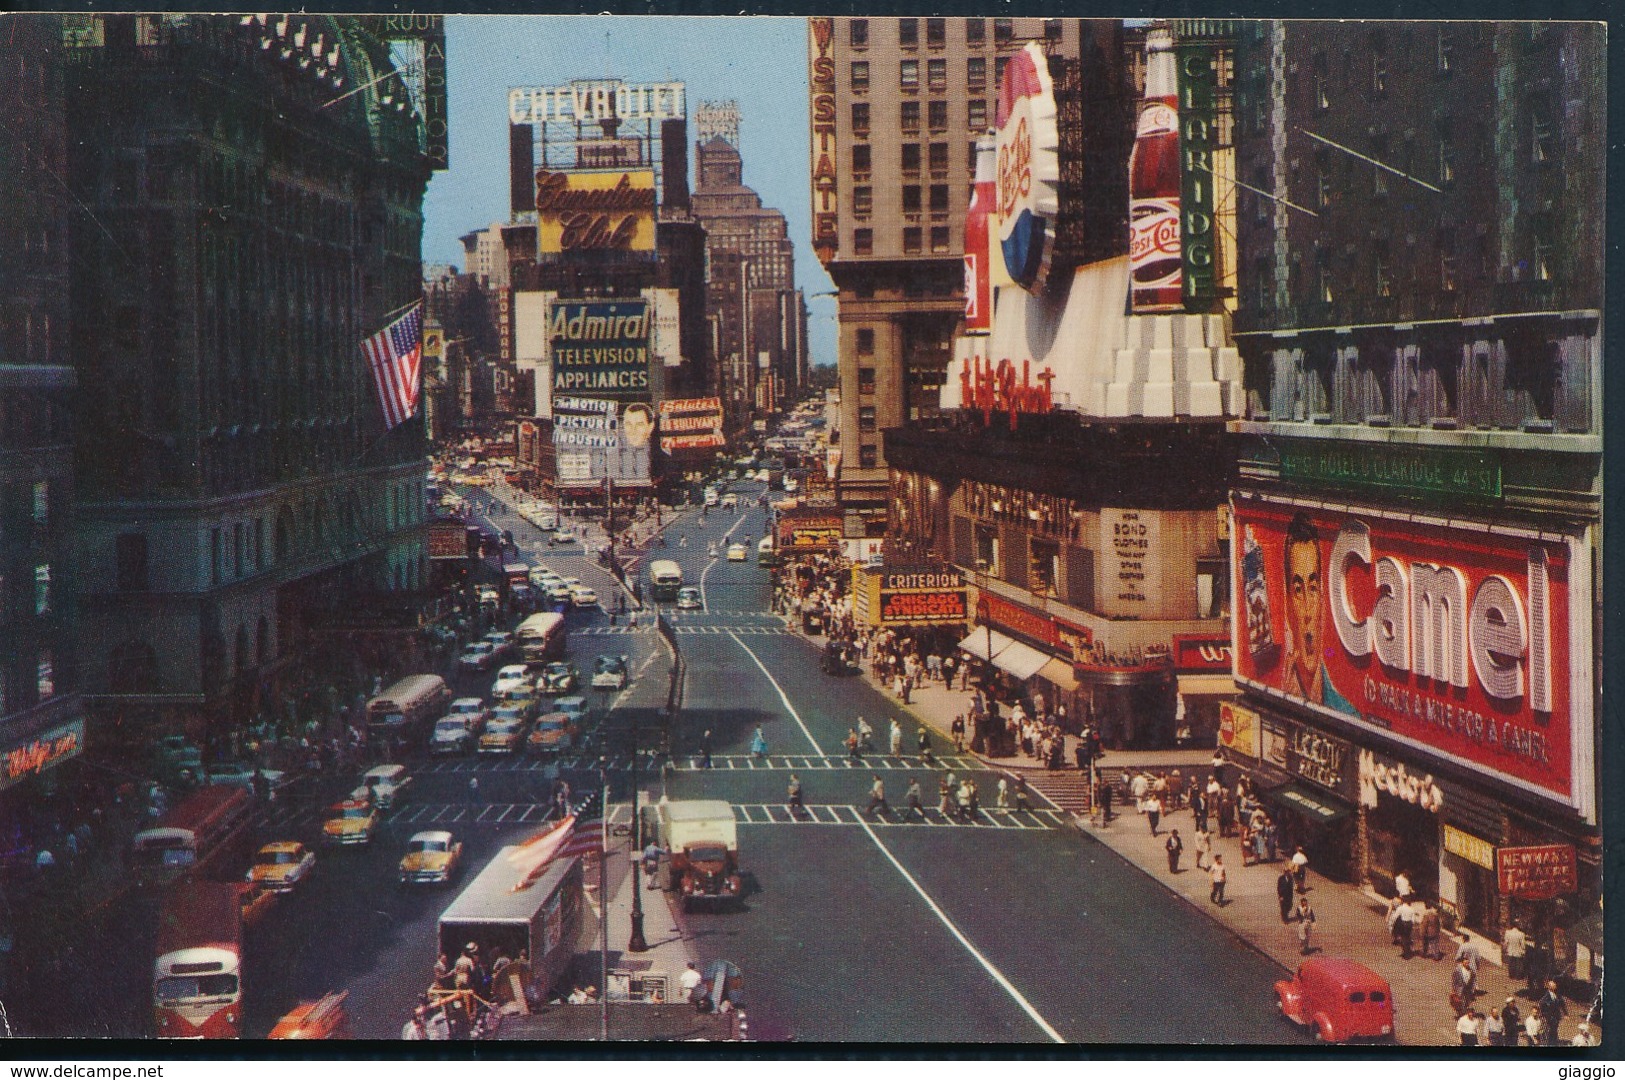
[599,762,609,1042]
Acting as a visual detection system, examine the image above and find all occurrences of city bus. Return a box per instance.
[131,785,257,889]
[153,880,243,1039]
[366,674,452,751]
[649,559,683,603]
[515,611,568,664]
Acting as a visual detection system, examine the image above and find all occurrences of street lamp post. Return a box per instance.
[626,699,648,953]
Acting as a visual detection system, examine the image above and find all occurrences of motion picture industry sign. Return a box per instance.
[549,300,651,400]
[535,169,656,254]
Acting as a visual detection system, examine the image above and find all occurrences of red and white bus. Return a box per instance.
[516,611,567,664]
[131,785,257,889]
[153,880,243,1039]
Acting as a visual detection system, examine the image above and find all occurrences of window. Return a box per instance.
[926,18,945,46]
[902,143,921,175]
[859,405,877,432]
[1375,246,1392,297]
[850,61,869,89]
[1531,98,1554,163]
[1318,255,1335,304]
[929,184,949,213]
[856,328,876,355]
[1030,539,1059,597]
[853,186,873,216]
[898,18,917,46]
[929,142,949,175]
[968,99,987,130]
[1044,19,1063,43]
[931,226,950,253]
[900,60,919,90]
[927,58,946,90]
[903,186,922,214]
[37,653,54,700]
[858,367,877,394]
[996,56,1010,87]
[903,227,922,253]
[233,522,245,577]
[1438,138,1455,184]
[254,518,264,570]
[117,533,149,592]
[1534,241,1553,282]
[851,103,870,133]
[928,100,948,131]
[849,19,867,47]
[968,141,979,172]
[858,444,878,469]
[967,56,986,88]
[1313,52,1329,111]
[974,523,1000,574]
[851,144,871,174]
[965,18,985,44]
[34,564,50,615]
[1371,54,1387,95]
[994,18,1013,44]
[901,101,920,131]
[1440,251,1458,292]
[1437,27,1455,74]
[1317,169,1332,210]
[211,526,223,586]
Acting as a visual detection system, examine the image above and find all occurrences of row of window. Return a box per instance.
[850,99,988,135]
[851,55,1005,93]
[852,184,955,216]
[849,225,955,257]
[848,18,1057,49]
[850,141,981,180]
[0,652,58,719]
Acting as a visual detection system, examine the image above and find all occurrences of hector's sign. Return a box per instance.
[1232,497,1591,817]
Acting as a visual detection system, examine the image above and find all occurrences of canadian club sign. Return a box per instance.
[1232,496,1594,817]
[535,169,656,254]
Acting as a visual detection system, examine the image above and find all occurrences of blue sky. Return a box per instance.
[422,15,838,365]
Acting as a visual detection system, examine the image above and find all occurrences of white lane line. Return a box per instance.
[858,817,1067,1044]
[609,643,665,712]
[729,631,824,756]
[697,509,753,609]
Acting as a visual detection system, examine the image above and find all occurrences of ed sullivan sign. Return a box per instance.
[1232,495,1594,820]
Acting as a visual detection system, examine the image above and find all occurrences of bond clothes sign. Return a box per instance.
[1232,496,1592,816]
[535,170,656,254]
[548,301,651,399]
[1496,844,1578,900]
[994,42,1061,292]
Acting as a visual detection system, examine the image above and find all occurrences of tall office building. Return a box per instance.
[808,16,1084,542]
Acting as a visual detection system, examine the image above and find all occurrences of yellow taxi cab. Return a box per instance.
[322,797,380,846]
[399,830,463,886]
[479,709,528,754]
[247,841,316,892]
[268,991,349,1040]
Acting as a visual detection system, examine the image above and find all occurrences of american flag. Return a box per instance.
[506,792,604,891]
[360,302,423,430]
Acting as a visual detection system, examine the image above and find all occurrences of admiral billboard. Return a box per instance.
[549,300,651,400]
[1231,495,1594,819]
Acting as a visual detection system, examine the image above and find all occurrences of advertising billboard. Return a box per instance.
[551,397,653,487]
[1496,844,1578,900]
[658,396,725,453]
[1231,495,1593,817]
[776,509,842,551]
[535,169,656,254]
[853,566,969,628]
[428,519,469,560]
[548,300,651,400]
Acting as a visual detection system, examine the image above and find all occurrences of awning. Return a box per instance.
[1178,674,1238,696]
[1262,781,1354,827]
[958,629,1017,663]
[990,639,1051,682]
[1037,657,1080,691]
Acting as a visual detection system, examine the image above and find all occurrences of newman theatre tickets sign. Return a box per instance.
[549,300,651,400]
[535,169,656,254]
[1231,496,1594,818]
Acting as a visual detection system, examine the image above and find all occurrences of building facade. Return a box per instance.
[61,14,436,750]
[809,17,1087,543]
[1223,21,1602,970]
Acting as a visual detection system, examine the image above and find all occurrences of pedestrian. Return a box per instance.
[1131,771,1150,813]
[938,773,954,816]
[787,774,804,818]
[1450,957,1475,1017]
[1454,932,1481,982]
[1193,825,1212,871]
[1395,897,1415,958]
[750,726,768,760]
[1523,1010,1543,1048]
[1457,1008,1480,1047]
[1420,902,1443,960]
[955,779,974,823]
[403,1007,432,1041]
[468,776,480,804]
[904,777,924,821]
[1571,1022,1595,1048]
[1499,997,1523,1047]
[889,719,903,757]
[949,715,965,752]
[1190,788,1208,835]
[1536,980,1566,1046]
[1394,869,1413,901]
[996,776,1009,810]
[1289,845,1309,892]
[1502,923,1528,982]
[1165,828,1183,873]
[846,728,862,761]
[1145,793,1163,836]
[1294,897,1317,955]
[679,962,704,1007]
[917,727,934,765]
[1209,854,1227,905]
[433,953,452,986]
[865,775,890,817]
[1013,774,1031,812]
[700,730,712,769]
[1097,777,1114,823]
[1277,868,1296,923]
[1482,1005,1504,1047]
[857,716,874,752]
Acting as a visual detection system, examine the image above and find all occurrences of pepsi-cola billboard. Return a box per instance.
[1231,495,1593,818]
[994,42,1060,293]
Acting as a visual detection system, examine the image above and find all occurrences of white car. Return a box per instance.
[492,665,532,698]
[591,655,629,690]
[550,528,577,546]
[459,642,496,672]
[721,493,739,509]
[703,489,719,508]
[569,584,599,608]
[528,567,556,588]
[353,764,412,809]
[727,543,747,562]
[483,631,515,658]
[675,586,703,610]
[430,715,477,755]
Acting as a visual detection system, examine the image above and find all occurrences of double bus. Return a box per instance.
[515,611,567,664]
[153,880,243,1039]
[366,674,452,751]
[131,785,257,889]
[649,559,683,603]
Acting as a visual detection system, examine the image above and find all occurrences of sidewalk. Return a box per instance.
[801,627,1601,1048]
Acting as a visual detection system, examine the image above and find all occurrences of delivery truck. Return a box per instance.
[438,849,583,1003]
[655,799,743,911]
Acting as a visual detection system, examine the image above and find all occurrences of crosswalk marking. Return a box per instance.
[728,803,1069,830]
[674,754,982,772]
[672,625,788,635]
[420,755,635,774]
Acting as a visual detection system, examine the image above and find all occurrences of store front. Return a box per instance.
[1172,633,1236,748]
[1257,709,1359,881]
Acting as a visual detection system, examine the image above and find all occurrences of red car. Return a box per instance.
[1275,957,1395,1043]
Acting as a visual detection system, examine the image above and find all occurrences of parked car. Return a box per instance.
[726,543,747,562]
[1275,957,1395,1043]
[569,584,599,608]
[591,655,629,691]
[446,697,488,730]
[353,764,412,810]
[537,661,578,695]
[247,841,316,893]
[459,642,497,673]
[399,831,463,886]
[553,695,589,728]
[492,664,532,698]
[322,798,380,846]
[675,586,703,610]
